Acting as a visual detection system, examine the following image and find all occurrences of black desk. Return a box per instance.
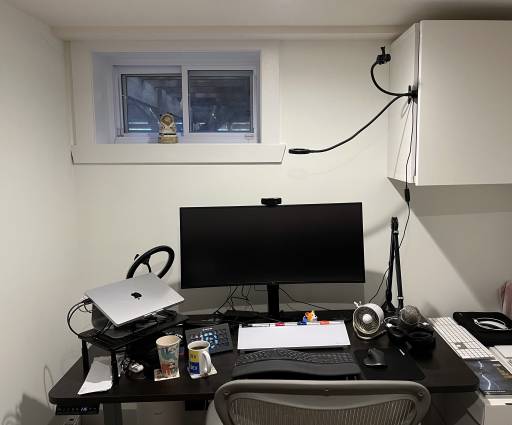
[49,310,478,425]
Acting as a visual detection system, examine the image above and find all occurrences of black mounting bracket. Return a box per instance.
[376,46,391,65]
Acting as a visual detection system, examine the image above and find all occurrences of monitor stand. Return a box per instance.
[223,282,281,320]
[267,283,280,319]
[223,284,354,323]
[223,283,355,322]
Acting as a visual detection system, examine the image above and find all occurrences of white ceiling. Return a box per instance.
[7,0,512,28]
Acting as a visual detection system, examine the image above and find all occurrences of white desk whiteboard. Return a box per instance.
[237,322,350,351]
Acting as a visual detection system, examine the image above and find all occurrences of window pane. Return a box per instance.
[121,75,182,134]
[188,70,253,133]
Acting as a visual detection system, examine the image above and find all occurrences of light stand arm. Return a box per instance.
[392,217,405,311]
[382,221,396,315]
[382,217,404,316]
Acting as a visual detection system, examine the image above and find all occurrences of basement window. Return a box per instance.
[96,53,260,145]
[115,68,256,144]
[70,43,283,164]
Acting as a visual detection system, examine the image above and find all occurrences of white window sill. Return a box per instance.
[71,143,286,165]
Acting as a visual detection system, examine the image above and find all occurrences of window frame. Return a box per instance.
[182,65,259,144]
[69,40,283,164]
[112,65,259,145]
[113,65,182,143]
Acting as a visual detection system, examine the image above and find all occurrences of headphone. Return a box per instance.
[385,309,436,352]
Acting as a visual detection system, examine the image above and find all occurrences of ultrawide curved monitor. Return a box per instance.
[180,202,365,289]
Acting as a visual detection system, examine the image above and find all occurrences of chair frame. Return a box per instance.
[213,379,431,425]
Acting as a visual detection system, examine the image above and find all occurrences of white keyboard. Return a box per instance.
[429,317,493,359]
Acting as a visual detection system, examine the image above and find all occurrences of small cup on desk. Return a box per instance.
[188,340,212,377]
[156,335,181,378]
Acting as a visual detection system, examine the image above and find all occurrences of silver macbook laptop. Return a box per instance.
[85,273,184,327]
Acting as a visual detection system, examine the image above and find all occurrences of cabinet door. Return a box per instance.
[417,20,512,185]
[388,24,419,184]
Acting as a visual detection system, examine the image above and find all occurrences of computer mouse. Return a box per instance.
[363,348,387,368]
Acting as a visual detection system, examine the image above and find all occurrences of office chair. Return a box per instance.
[206,379,431,425]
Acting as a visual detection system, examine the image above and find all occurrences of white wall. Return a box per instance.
[0,1,79,424]
[401,183,512,315]
[74,39,512,316]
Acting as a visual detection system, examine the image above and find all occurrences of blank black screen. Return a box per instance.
[179,203,365,288]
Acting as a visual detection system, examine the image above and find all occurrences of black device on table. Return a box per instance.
[79,312,188,383]
[232,348,360,379]
[453,311,512,346]
[185,323,233,354]
[363,347,387,368]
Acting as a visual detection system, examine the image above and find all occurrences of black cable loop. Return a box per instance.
[288,47,416,155]
[370,62,413,98]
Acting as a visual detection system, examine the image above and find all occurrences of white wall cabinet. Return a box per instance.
[388,21,512,186]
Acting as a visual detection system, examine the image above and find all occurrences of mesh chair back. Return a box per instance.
[214,380,430,425]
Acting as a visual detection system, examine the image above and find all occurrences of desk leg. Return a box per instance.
[110,352,119,386]
[81,340,90,377]
[103,403,123,425]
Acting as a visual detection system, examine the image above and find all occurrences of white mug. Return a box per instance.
[188,340,212,377]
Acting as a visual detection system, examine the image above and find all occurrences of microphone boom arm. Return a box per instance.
[382,217,404,316]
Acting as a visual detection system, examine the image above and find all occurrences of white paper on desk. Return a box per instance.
[237,322,350,350]
[78,358,112,395]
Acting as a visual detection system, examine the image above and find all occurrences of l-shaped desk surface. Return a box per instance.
[49,310,479,423]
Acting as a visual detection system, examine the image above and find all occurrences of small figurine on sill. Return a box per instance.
[159,112,178,144]
[304,310,318,322]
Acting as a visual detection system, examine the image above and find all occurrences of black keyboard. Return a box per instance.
[233,348,361,379]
